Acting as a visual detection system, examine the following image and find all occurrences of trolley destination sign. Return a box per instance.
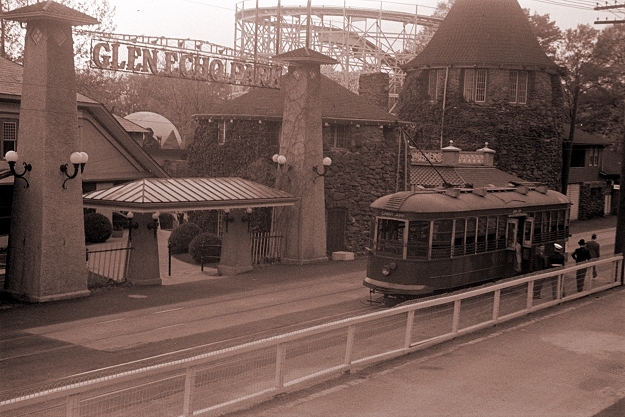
[91,40,282,89]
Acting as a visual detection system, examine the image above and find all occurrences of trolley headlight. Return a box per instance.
[381,263,397,276]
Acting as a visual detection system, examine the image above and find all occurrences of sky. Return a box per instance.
[105,0,615,50]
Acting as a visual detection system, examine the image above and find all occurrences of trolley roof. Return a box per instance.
[371,186,570,217]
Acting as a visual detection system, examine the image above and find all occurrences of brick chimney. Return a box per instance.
[358,73,390,111]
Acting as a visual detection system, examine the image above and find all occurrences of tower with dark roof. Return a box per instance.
[398,0,564,191]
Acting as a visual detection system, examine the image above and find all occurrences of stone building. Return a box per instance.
[190,74,409,255]
[398,0,564,192]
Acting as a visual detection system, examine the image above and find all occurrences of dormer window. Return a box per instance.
[463,69,487,102]
[509,70,528,104]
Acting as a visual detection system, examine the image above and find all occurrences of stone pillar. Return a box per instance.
[4,5,98,302]
[218,209,253,275]
[273,62,328,264]
[126,213,161,285]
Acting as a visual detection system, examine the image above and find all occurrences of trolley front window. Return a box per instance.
[376,218,406,257]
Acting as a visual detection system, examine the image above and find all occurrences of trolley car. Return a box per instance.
[364,185,570,301]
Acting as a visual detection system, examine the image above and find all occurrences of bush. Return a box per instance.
[188,210,219,233]
[168,222,201,254]
[159,212,175,230]
[84,212,113,244]
[188,232,221,264]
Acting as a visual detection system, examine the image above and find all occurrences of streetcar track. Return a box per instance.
[0,285,374,364]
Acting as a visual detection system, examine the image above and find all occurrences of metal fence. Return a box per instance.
[86,243,132,283]
[1,256,622,417]
[250,232,282,264]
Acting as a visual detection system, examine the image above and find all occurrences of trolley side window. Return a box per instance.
[466,217,477,254]
[376,218,406,256]
[453,218,466,256]
[487,216,498,251]
[476,216,488,253]
[497,215,507,249]
[431,219,453,259]
[533,212,543,243]
[407,221,430,259]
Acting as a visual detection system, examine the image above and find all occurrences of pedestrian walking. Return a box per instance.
[586,233,600,278]
[571,239,591,292]
[547,243,566,299]
[531,244,546,299]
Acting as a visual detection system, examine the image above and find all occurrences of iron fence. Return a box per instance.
[250,232,282,264]
[1,256,622,417]
[86,243,132,284]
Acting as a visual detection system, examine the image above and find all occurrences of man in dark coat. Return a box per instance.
[531,244,546,299]
[585,234,600,278]
[571,239,592,292]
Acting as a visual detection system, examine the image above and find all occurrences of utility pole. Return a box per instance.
[594,2,625,255]
[1,0,5,58]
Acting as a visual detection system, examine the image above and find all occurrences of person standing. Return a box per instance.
[531,244,546,299]
[586,233,600,278]
[571,239,592,292]
[547,243,566,299]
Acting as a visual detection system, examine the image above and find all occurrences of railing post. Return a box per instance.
[452,300,461,333]
[492,289,501,321]
[182,367,196,417]
[344,324,356,371]
[275,343,287,389]
[527,280,535,309]
[404,310,415,349]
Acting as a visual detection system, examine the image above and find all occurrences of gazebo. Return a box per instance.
[83,177,299,283]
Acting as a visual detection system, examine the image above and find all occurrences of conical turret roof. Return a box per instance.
[402,0,559,73]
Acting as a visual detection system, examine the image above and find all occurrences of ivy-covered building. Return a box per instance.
[398,0,564,192]
[190,74,408,254]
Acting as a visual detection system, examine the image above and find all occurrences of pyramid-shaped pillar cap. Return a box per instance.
[2,0,99,26]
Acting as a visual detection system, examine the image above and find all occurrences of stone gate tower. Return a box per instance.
[398,0,564,191]
[4,2,98,301]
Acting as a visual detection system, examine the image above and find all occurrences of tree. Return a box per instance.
[556,24,601,195]
[592,23,625,255]
[524,9,562,58]
[0,0,115,65]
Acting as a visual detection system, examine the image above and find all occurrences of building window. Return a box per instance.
[463,69,487,102]
[1,120,18,157]
[218,120,227,145]
[509,70,528,104]
[323,124,348,149]
[428,70,446,102]
[589,147,601,167]
[570,148,585,167]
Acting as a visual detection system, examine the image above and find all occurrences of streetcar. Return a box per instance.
[364,185,570,301]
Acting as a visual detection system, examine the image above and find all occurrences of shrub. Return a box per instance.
[188,210,219,233]
[159,212,175,230]
[84,212,113,244]
[188,232,221,264]
[168,222,201,254]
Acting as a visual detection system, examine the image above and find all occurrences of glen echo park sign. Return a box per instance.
[91,40,282,88]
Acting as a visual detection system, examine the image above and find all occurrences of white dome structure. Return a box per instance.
[125,111,182,149]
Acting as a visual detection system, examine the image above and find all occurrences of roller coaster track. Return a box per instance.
[235,2,442,111]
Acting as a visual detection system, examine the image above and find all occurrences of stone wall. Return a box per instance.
[579,181,606,220]
[325,127,406,253]
[398,68,564,191]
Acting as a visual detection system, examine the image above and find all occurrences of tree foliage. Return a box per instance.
[0,0,116,65]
